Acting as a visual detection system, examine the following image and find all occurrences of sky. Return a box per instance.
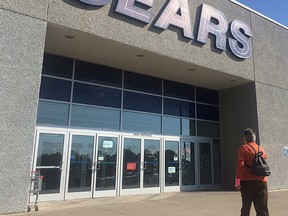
[235,0,288,27]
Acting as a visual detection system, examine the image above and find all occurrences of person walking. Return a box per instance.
[235,128,269,216]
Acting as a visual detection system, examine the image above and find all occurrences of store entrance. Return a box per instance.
[32,128,220,201]
[120,136,161,195]
[180,139,218,191]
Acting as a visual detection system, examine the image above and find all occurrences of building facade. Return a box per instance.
[1,0,288,213]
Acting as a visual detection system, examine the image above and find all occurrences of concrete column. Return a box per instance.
[219,82,259,189]
[0,9,46,213]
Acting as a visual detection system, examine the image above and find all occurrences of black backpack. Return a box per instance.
[245,143,271,176]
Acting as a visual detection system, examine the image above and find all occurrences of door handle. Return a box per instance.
[58,162,64,171]
[140,162,145,171]
[181,162,185,170]
[96,162,101,170]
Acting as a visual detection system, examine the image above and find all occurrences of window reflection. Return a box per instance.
[164,80,195,100]
[123,91,162,114]
[196,87,219,105]
[163,117,180,135]
[37,101,69,126]
[42,53,73,78]
[39,77,71,102]
[122,111,161,133]
[75,60,122,87]
[124,71,162,94]
[197,121,220,138]
[68,135,94,192]
[71,105,120,130]
[164,98,195,118]
[197,104,219,121]
[122,138,141,189]
[165,141,179,186]
[181,119,196,136]
[38,53,221,138]
[96,137,118,191]
[73,82,121,108]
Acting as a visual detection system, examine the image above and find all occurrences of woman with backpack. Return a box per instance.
[235,128,269,216]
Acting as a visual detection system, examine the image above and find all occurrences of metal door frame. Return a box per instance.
[93,132,120,198]
[64,130,96,200]
[179,138,198,191]
[32,127,69,201]
[119,135,162,196]
[197,138,215,190]
[163,137,181,193]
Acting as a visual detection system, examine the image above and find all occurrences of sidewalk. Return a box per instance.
[4,190,288,216]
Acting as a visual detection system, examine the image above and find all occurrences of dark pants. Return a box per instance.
[240,180,269,216]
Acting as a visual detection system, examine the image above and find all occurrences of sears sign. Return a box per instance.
[79,0,252,59]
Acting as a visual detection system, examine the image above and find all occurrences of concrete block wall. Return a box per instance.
[0,8,47,213]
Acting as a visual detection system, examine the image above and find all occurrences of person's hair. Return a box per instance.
[243,128,256,143]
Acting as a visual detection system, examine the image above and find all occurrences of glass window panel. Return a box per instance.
[124,71,162,94]
[197,121,220,138]
[196,87,219,105]
[37,101,69,126]
[122,138,141,189]
[197,104,219,121]
[123,91,162,114]
[36,133,64,194]
[73,82,121,108]
[164,98,195,117]
[96,136,118,191]
[68,135,94,192]
[163,80,195,100]
[75,60,122,87]
[199,142,212,184]
[213,139,221,184]
[39,77,71,102]
[42,53,73,78]
[181,119,196,136]
[163,116,180,135]
[181,141,195,186]
[70,105,120,130]
[122,111,161,133]
[165,140,179,186]
[144,139,160,188]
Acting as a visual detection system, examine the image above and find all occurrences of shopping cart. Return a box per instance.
[27,171,43,212]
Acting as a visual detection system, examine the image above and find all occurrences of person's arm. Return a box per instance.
[235,146,245,191]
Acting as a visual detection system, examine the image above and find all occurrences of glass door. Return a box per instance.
[65,133,95,199]
[143,139,160,192]
[198,140,213,190]
[164,139,180,192]
[34,131,68,201]
[120,136,160,195]
[93,135,118,197]
[65,133,119,199]
[180,140,197,191]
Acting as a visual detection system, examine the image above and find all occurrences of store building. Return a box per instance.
[1,0,288,213]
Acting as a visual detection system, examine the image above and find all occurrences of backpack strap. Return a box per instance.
[244,143,261,169]
[246,143,258,154]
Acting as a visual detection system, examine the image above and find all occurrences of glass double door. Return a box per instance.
[180,139,215,191]
[120,137,160,195]
[34,130,118,200]
[65,133,118,199]
[33,129,219,201]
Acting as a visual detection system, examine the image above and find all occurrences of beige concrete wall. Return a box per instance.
[0,9,46,213]
[219,83,259,189]
[255,83,288,190]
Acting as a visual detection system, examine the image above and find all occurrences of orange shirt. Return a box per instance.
[235,142,268,182]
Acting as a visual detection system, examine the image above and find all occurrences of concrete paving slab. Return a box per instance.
[2,190,288,216]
